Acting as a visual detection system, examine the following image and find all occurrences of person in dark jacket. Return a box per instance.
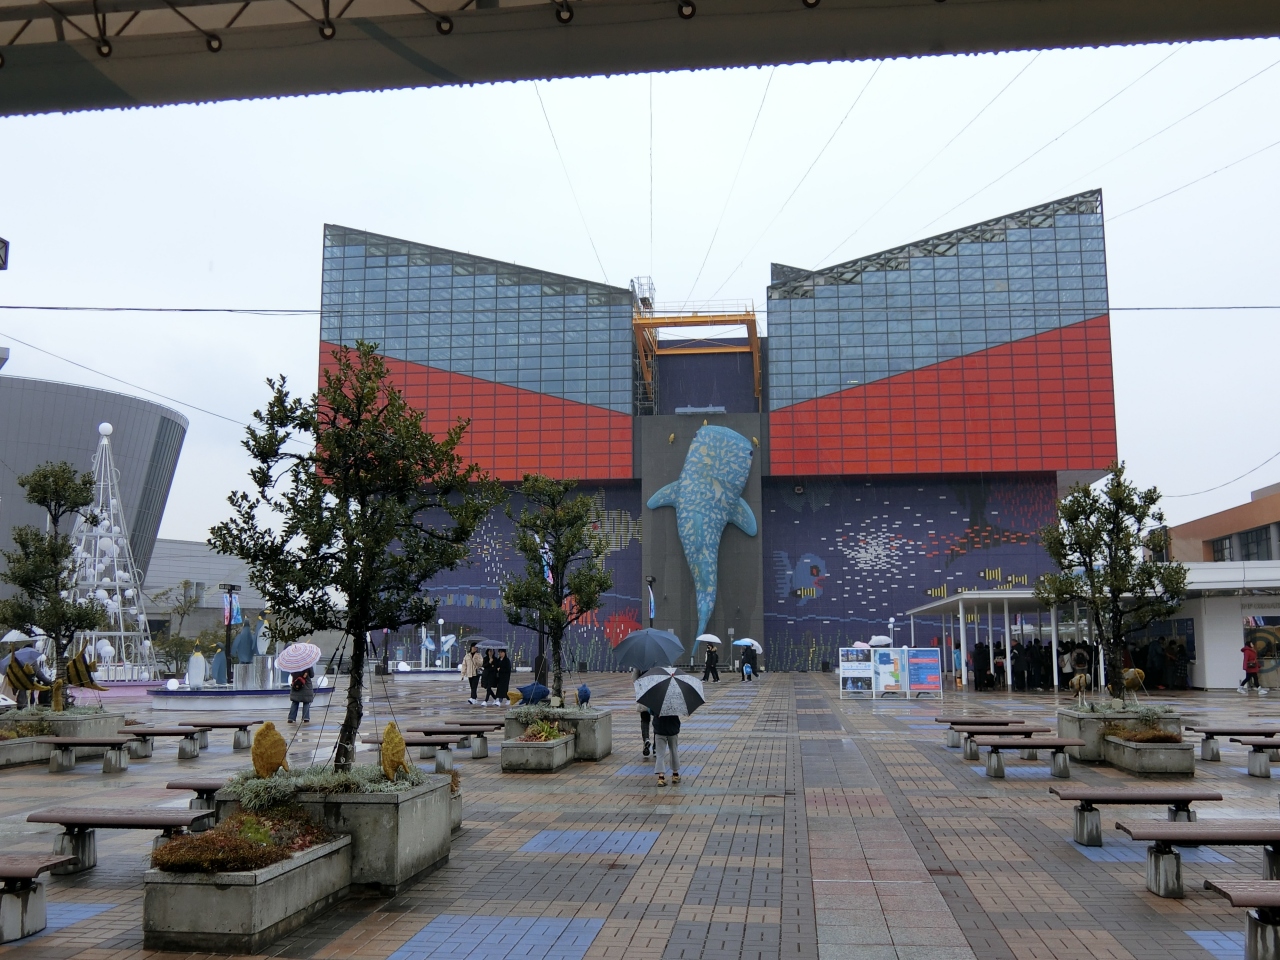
[702,645,720,683]
[288,667,314,723]
[1146,635,1168,690]
[494,648,512,703]
[741,646,758,681]
[480,650,498,705]
[653,713,681,786]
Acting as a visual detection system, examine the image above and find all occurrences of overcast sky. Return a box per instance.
[1,37,1278,539]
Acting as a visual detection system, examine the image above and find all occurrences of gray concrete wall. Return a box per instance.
[637,414,764,657]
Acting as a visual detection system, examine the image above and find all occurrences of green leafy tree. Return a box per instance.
[210,342,503,768]
[0,463,107,697]
[146,579,203,675]
[1034,461,1187,698]
[502,475,613,702]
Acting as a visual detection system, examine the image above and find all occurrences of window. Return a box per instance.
[1211,536,1233,562]
[1241,526,1273,562]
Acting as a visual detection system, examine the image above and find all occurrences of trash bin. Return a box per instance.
[821,660,831,673]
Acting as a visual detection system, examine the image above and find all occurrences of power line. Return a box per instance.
[1109,135,1280,221]
[1166,448,1280,498]
[708,61,884,300]
[533,82,611,285]
[815,52,1042,269]
[917,47,1181,235]
[684,67,776,304]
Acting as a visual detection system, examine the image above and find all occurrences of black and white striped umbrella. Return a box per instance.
[634,667,705,717]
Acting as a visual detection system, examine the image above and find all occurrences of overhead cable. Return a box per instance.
[1109,135,1280,221]
[1166,448,1280,498]
[683,66,776,304]
[707,60,884,300]
[814,52,1042,269]
[917,46,1181,234]
[533,82,611,285]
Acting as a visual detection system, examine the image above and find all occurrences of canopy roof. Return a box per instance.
[1,0,1277,117]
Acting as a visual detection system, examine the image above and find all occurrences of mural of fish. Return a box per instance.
[647,425,757,636]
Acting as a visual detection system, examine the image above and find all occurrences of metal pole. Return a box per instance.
[987,603,995,680]
[958,600,968,690]
[1051,606,1060,690]
[910,615,916,648]
[1003,599,1013,690]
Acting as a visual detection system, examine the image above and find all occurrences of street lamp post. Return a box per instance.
[438,618,445,669]
[218,583,240,685]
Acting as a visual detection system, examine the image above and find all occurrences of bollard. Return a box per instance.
[177,738,200,760]
[985,750,1005,778]
[1073,807,1102,846]
[1145,843,1183,898]
[1051,751,1071,779]
[48,748,76,773]
[101,746,129,774]
[435,748,454,773]
[53,830,95,874]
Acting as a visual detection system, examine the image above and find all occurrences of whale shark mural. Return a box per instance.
[647,425,757,636]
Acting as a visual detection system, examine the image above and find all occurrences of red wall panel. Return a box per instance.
[769,315,1116,476]
[320,343,632,481]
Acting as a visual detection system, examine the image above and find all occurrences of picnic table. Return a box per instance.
[361,733,467,771]
[952,724,1052,760]
[26,806,215,874]
[1115,820,1280,898]
[971,736,1084,778]
[1204,879,1280,936]
[1232,738,1280,778]
[35,736,137,774]
[1185,725,1280,761]
[935,716,1025,747]
[0,854,79,942]
[120,726,211,760]
[177,718,263,750]
[1048,786,1223,845]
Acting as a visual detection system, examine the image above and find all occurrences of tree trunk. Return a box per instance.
[549,628,563,703]
[335,629,365,770]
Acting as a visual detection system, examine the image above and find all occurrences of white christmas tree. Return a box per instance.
[67,423,160,681]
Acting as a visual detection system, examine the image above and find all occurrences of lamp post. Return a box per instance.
[888,617,896,646]
[438,618,445,669]
[218,583,240,683]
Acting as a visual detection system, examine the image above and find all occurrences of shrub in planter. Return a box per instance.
[518,719,565,742]
[152,807,332,873]
[221,763,430,811]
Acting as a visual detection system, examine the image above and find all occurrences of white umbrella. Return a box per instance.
[276,642,322,673]
[694,633,721,647]
[868,635,893,646]
[731,638,763,653]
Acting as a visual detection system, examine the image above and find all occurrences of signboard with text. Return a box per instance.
[838,647,944,699]
[838,648,873,698]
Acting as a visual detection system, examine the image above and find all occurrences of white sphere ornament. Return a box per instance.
[166,678,179,691]
[98,422,113,436]
[124,589,135,599]
[94,589,109,602]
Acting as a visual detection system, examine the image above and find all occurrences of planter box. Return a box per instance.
[142,835,351,953]
[0,712,127,769]
[1057,709,1182,762]
[450,793,462,834]
[503,709,613,762]
[500,735,576,773]
[297,777,451,895]
[1102,736,1196,775]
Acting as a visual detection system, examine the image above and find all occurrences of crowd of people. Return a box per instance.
[962,635,1192,692]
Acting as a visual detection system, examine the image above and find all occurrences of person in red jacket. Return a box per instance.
[1239,642,1268,695]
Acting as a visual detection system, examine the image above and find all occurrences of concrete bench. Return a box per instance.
[1204,880,1280,959]
[1115,820,1280,898]
[118,726,211,760]
[177,718,263,750]
[1048,786,1223,845]
[0,854,79,943]
[935,716,1024,748]
[362,734,465,770]
[34,736,137,774]
[26,806,215,874]
[953,724,1052,760]
[1233,738,1280,778]
[972,736,1085,778]
[165,779,227,830]
[407,724,502,758]
[1186,726,1280,762]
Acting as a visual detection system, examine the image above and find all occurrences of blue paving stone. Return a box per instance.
[18,903,116,941]
[519,829,660,855]
[388,915,606,960]
[1069,838,1233,864]
[615,764,704,777]
[1186,929,1245,960]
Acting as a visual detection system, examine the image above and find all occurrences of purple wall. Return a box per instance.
[761,474,1057,670]
[656,339,760,415]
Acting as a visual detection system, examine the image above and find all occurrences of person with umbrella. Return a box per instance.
[460,643,483,705]
[494,648,512,704]
[480,649,498,705]
[698,636,720,684]
[278,642,322,724]
[635,668,705,787]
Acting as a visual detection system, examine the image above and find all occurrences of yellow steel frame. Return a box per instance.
[633,311,760,403]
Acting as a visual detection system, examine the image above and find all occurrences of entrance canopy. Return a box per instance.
[1,0,1278,117]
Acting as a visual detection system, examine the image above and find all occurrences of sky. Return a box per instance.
[1,37,1279,539]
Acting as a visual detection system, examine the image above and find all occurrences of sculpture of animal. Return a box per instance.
[1123,668,1146,691]
[577,683,590,707]
[67,651,109,691]
[380,722,411,781]
[252,721,290,778]
[646,425,757,636]
[1069,673,1091,696]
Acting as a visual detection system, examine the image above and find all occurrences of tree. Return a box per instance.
[146,580,204,675]
[502,475,613,702]
[209,341,503,769]
[1034,461,1187,698]
[0,463,107,697]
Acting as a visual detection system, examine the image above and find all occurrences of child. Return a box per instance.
[653,713,681,786]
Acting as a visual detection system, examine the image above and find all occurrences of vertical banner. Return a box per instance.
[839,648,873,698]
[648,585,656,623]
[872,648,906,697]
[906,648,943,697]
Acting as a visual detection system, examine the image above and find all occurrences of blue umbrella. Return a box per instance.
[473,637,508,651]
[0,647,41,673]
[518,681,550,705]
[614,628,684,672]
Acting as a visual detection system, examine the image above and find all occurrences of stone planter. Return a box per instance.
[1102,736,1196,776]
[450,792,462,833]
[0,712,127,769]
[500,734,576,773]
[503,709,613,762]
[1057,709,1182,762]
[142,835,352,953]
[296,777,451,895]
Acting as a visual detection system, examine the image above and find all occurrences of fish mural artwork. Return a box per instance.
[774,552,828,605]
[647,425,757,636]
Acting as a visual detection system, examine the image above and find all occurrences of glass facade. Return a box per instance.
[320,225,635,480]
[766,191,1116,476]
[1240,526,1272,562]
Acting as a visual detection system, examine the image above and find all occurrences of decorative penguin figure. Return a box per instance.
[577,683,591,709]
[186,643,207,690]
